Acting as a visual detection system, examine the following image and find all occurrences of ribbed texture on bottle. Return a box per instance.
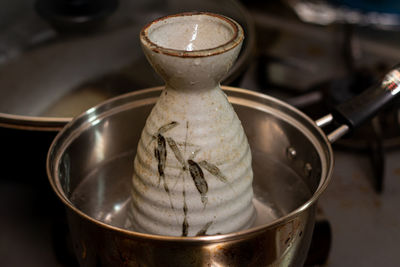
[130,86,255,236]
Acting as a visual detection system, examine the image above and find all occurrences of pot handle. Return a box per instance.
[316,65,400,143]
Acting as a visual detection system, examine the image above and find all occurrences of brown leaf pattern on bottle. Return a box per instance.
[196,221,213,236]
[150,121,229,235]
[188,159,208,207]
[198,160,228,184]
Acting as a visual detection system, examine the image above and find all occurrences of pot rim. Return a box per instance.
[46,86,334,243]
[0,112,69,131]
[140,12,244,58]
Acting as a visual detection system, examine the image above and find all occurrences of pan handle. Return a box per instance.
[316,65,400,143]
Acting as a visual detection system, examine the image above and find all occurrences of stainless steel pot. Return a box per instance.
[47,67,400,266]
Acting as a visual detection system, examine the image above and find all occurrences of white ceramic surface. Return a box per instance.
[130,12,255,236]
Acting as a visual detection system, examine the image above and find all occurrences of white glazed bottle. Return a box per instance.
[130,12,255,236]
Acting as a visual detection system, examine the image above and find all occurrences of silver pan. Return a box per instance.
[47,66,400,266]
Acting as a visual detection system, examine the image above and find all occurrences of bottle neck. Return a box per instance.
[165,78,220,93]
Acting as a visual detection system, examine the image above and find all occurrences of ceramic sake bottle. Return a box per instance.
[130,12,255,236]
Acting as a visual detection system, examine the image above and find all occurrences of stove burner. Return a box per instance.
[251,8,400,193]
[317,68,391,193]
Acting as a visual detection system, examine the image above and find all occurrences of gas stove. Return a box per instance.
[238,1,400,266]
[241,1,400,195]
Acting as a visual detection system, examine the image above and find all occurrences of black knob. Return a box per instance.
[35,0,119,33]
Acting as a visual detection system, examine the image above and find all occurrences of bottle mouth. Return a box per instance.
[140,12,244,58]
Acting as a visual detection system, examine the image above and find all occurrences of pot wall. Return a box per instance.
[67,205,316,267]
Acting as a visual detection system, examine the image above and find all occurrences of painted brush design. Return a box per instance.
[148,121,235,236]
[148,122,180,215]
[187,159,208,207]
[196,221,213,236]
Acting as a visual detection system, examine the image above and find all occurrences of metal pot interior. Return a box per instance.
[48,86,333,235]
